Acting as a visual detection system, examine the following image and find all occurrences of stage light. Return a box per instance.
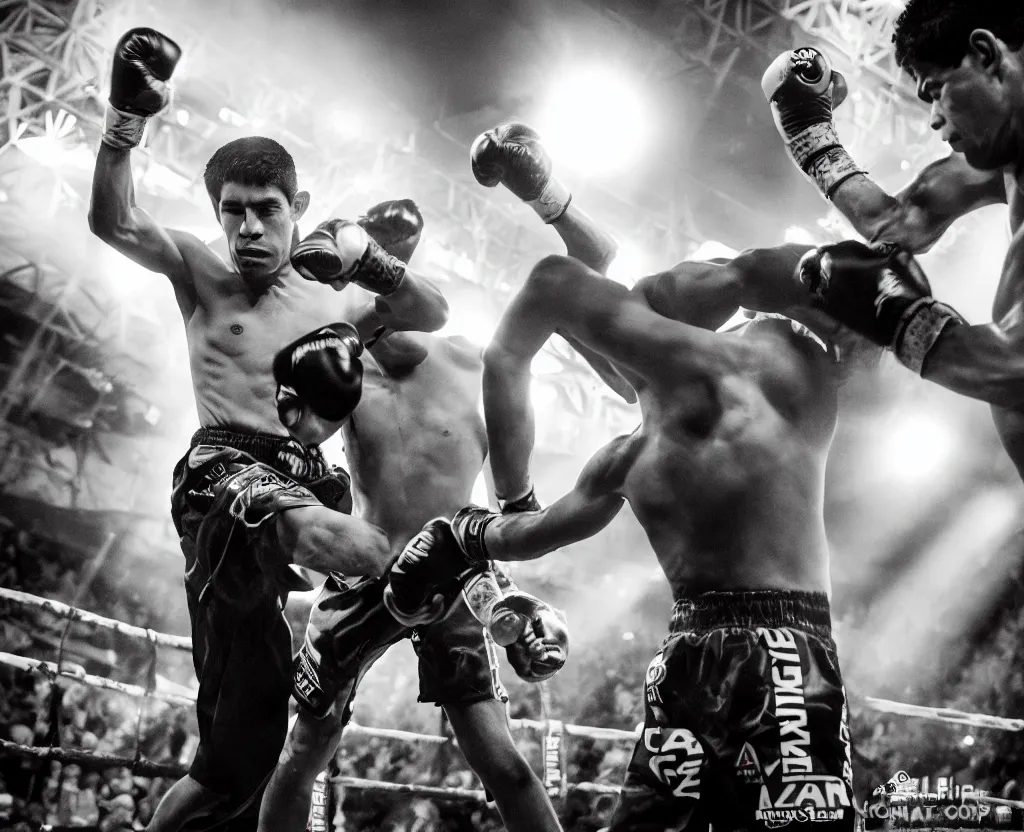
[531,379,560,412]
[607,239,647,287]
[962,735,975,747]
[175,109,190,127]
[784,226,817,245]
[329,107,365,140]
[217,106,247,127]
[688,240,738,261]
[537,65,651,175]
[875,410,958,484]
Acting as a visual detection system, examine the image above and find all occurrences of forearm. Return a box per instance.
[89,142,139,239]
[830,175,940,252]
[481,492,623,561]
[375,269,449,332]
[922,323,1024,409]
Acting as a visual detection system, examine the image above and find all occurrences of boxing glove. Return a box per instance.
[291,219,406,296]
[103,28,182,150]
[273,322,364,426]
[762,47,862,198]
[462,570,528,647]
[796,241,965,373]
[449,504,500,564]
[504,598,570,683]
[357,199,424,265]
[471,123,571,223]
[383,519,485,627]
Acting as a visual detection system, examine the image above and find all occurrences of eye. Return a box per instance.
[220,205,242,215]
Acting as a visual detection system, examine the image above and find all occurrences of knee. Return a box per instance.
[279,711,345,775]
[465,746,538,794]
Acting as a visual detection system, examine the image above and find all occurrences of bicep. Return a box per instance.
[834,155,1004,252]
[103,217,198,305]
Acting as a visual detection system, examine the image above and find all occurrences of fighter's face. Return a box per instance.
[217,182,303,281]
[911,51,1022,170]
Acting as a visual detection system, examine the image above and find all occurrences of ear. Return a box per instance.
[968,29,1003,75]
[292,190,311,221]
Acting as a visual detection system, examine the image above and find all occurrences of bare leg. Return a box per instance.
[276,506,390,577]
[257,705,348,832]
[485,254,721,500]
[446,700,562,832]
[146,775,235,832]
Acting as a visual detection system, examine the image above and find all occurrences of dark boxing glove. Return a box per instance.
[471,123,571,223]
[797,241,966,373]
[291,219,406,296]
[273,323,364,432]
[762,47,864,198]
[104,28,182,150]
[504,598,570,683]
[383,519,484,627]
[357,199,424,265]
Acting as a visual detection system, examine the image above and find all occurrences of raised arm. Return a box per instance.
[830,155,1005,252]
[763,47,1005,254]
[291,199,449,341]
[88,29,199,313]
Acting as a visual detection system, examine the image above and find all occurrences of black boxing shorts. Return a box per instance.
[608,590,853,832]
[170,427,350,819]
[294,572,507,719]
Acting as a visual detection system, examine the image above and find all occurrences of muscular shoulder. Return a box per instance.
[577,430,642,497]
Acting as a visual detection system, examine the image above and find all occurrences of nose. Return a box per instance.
[929,100,944,132]
[240,208,263,239]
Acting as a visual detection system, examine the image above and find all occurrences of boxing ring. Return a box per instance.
[2,585,1023,823]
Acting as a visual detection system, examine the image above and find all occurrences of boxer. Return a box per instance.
[385,124,863,832]
[764,4,1024,478]
[257,205,567,832]
[88,29,448,831]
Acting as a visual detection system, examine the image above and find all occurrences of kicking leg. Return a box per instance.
[446,699,562,832]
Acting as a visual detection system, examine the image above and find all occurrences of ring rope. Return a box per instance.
[863,696,1024,732]
[0,586,192,650]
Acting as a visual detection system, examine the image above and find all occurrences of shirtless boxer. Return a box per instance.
[763,3,1024,477]
[88,29,447,831]
[384,125,859,832]
[256,211,569,832]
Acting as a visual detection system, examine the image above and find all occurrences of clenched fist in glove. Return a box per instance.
[291,219,407,296]
[471,123,571,223]
[273,322,364,445]
[383,519,485,627]
[796,240,966,373]
[104,28,182,150]
[762,46,863,199]
[503,596,570,683]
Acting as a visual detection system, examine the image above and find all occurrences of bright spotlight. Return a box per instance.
[688,240,738,262]
[329,107,365,140]
[875,411,958,484]
[607,239,648,287]
[537,65,651,175]
[784,225,817,245]
[531,379,560,412]
[962,735,975,747]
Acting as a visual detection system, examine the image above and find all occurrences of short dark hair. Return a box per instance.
[203,136,298,209]
[893,0,1024,71]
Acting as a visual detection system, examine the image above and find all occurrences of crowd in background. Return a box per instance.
[4,516,1024,831]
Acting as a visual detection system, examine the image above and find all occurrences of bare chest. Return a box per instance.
[190,284,346,366]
